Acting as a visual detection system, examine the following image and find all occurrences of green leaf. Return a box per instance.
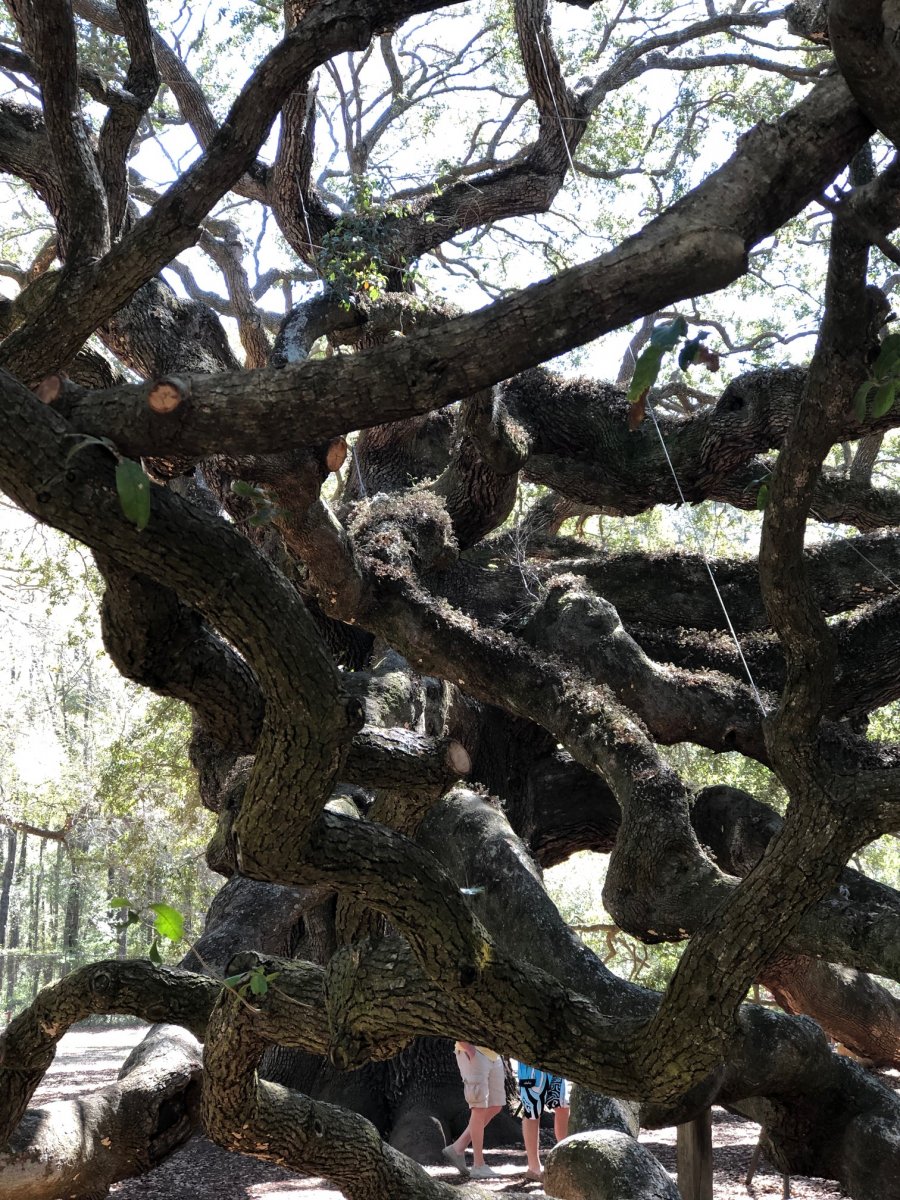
[756,483,769,512]
[871,381,897,419]
[853,380,876,422]
[648,315,688,350]
[224,972,250,989]
[873,333,900,377]
[249,969,269,996]
[115,458,151,531]
[109,897,132,908]
[148,938,162,965]
[149,902,185,942]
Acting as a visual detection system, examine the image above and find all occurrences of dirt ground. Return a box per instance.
[30,1024,855,1199]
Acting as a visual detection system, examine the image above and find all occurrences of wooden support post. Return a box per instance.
[746,1133,763,1186]
[677,1108,713,1200]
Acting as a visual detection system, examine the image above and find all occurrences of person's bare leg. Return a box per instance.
[523,1116,542,1173]
[554,1106,570,1141]
[449,1124,472,1156]
[469,1104,502,1167]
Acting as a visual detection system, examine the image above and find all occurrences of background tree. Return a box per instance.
[2,1,900,1198]
[0,523,218,1016]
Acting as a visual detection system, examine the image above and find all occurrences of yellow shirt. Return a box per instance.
[455,1041,499,1062]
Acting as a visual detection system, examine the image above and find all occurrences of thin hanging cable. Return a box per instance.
[352,443,368,498]
[645,398,767,713]
[839,537,900,594]
[298,189,321,281]
[533,25,580,190]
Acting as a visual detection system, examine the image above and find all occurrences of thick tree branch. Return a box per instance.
[2,1023,202,1200]
[31,1,109,262]
[0,370,358,880]
[831,1,900,150]
[0,959,217,1142]
[97,0,159,238]
[0,0,470,382]
[71,0,257,187]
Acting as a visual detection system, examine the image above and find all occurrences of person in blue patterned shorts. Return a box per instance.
[516,1060,570,1182]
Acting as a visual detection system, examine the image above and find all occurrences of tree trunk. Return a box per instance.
[4,952,18,1024]
[0,828,16,947]
[7,829,25,951]
[62,874,81,953]
[29,840,43,956]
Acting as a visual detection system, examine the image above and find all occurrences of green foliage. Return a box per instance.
[627,317,688,404]
[317,188,426,307]
[853,334,900,422]
[61,437,152,531]
[0,525,218,1014]
[149,902,185,943]
[319,219,389,306]
[108,895,185,969]
[229,480,285,527]
[223,965,280,999]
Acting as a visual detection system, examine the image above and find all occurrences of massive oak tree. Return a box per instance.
[1,1,900,1197]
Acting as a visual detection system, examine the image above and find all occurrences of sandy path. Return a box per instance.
[29,1025,848,1198]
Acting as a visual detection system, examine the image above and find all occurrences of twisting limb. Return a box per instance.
[1,1023,203,1200]
[830,1,900,150]
[29,0,109,263]
[96,0,159,238]
[202,979,472,1200]
[0,368,359,880]
[197,227,270,368]
[0,0,473,382]
[637,212,880,1096]
[0,960,218,1142]
[270,0,329,264]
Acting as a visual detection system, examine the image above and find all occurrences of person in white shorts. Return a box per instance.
[442,1041,505,1179]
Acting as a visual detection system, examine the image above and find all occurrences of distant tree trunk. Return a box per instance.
[29,958,40,1001]
[4,953,17,1017]
[7,832,27,952]
[0,828,16,947]
[26,869,34,950]
[30,840,43,955]
[109,866,129,958]
[49,840,62,947]
[62,875,81,954]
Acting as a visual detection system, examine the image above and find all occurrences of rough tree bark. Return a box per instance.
[2,3,900,1200]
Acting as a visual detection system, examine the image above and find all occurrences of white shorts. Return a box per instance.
[456,1048,505,1108]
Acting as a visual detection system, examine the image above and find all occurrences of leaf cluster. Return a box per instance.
[853,334,900,423]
